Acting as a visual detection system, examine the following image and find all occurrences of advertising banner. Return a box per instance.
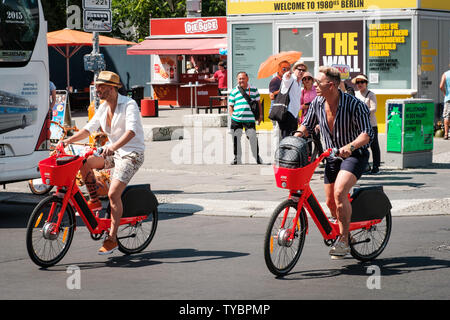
[319,20,363,80]
[366,19,412,89]
[152,55,178,83]
[227,0,417,15]
[150,17,227,37]
[403,102,434,152]
[50,90,68,141]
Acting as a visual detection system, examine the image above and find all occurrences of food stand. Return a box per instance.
[226,1,450,132]
[127,17,227,110]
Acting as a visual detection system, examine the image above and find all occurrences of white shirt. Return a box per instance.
[84,94,145,157]
[280,72,302,118]
[355,89,378,127]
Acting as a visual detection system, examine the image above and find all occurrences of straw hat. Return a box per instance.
[301,71,313,80]
[95,71,122,88]
[292,60,307,71]
[351,74,369,84]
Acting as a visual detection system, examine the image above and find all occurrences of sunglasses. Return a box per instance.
[296,68,306,72]
[302,77,312,81]
[356,81,367,84]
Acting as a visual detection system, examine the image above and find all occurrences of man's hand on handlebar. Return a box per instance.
[101,145,115,157]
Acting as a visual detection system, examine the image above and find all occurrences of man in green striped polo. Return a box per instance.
[228,72,263,165]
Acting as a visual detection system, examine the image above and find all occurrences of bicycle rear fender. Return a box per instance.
[350,186,391,222]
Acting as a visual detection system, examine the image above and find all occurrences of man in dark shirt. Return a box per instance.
[295,66,373,259]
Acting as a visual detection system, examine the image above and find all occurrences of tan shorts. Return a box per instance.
[443,101,450,119]
[103,151,144,184]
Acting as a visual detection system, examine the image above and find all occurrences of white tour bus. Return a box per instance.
[0,0,50,184]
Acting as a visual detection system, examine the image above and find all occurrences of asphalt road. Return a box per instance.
[1,202,449,300]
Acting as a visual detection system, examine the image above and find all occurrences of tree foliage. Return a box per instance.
[41,0,226,41]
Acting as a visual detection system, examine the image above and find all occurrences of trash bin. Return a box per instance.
[131,86,145,108]
[141,99,158,117]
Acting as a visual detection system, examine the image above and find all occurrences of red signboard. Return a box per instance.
[150,17,227,37]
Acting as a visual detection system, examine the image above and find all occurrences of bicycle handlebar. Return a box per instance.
[318,148,343,162]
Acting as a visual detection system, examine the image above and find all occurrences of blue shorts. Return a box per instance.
[324,148,369,184]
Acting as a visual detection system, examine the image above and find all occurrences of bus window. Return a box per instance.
[0,0,39,67]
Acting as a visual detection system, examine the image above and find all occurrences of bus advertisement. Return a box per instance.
[0,0,51,184]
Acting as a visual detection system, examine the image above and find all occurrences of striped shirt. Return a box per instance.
[228,85,260,123]
[302,90,373,150]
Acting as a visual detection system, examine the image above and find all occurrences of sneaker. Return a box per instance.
[87,199,102,212]
[329,239,350,259]
[230,158,241,165]
[370,166,380,174]
[98,237,118,255]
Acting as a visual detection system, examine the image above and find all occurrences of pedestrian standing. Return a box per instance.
[228,72,263,165]
[353,74,381,173]
[278,61,307,139]
[439,66,450,140]
[269,60,291,145]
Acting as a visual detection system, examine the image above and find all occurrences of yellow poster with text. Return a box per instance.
[227,0,417,15]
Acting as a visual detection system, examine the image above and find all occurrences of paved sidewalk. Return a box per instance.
[2,106,450,218]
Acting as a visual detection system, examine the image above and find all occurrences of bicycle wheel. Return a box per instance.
[264,199,307,277]
[26,196,75,268]
[28,178,54,195]
[350,211,392,262]
[117,209,158,255]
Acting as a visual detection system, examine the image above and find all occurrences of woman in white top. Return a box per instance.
[353,74,380,174]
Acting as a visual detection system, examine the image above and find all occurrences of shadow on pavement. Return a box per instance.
[40,248,250,271]
[274,256,450,280]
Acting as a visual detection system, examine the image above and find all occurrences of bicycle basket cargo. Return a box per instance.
[274,136,309,168]
[39,155,82,186]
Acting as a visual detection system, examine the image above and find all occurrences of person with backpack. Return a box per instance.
[353,74,380,174]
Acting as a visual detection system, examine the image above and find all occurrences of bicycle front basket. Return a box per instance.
[39,155,82,186]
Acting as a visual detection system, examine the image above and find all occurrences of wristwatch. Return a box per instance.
[349,144,356,152]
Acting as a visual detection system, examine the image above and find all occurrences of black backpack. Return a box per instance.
[274,136,310,168]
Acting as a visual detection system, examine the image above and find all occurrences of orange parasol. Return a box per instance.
[257,51,302,79]
[47,29,135,89]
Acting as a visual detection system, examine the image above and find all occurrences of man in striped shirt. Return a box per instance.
[228,72,263,164]
[295,66,373,258]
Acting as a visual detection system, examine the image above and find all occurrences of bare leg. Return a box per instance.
[333,170,357,245]
[324,183,337,219]
[107,178,127,240]
[79,156,105,201]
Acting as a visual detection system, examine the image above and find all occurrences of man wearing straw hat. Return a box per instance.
[63,71,145,255]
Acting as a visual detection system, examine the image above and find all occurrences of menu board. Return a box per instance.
[231,23,272,88]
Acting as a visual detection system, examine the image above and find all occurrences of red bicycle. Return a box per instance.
[264,148,392,277]
[26,144,158,268]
